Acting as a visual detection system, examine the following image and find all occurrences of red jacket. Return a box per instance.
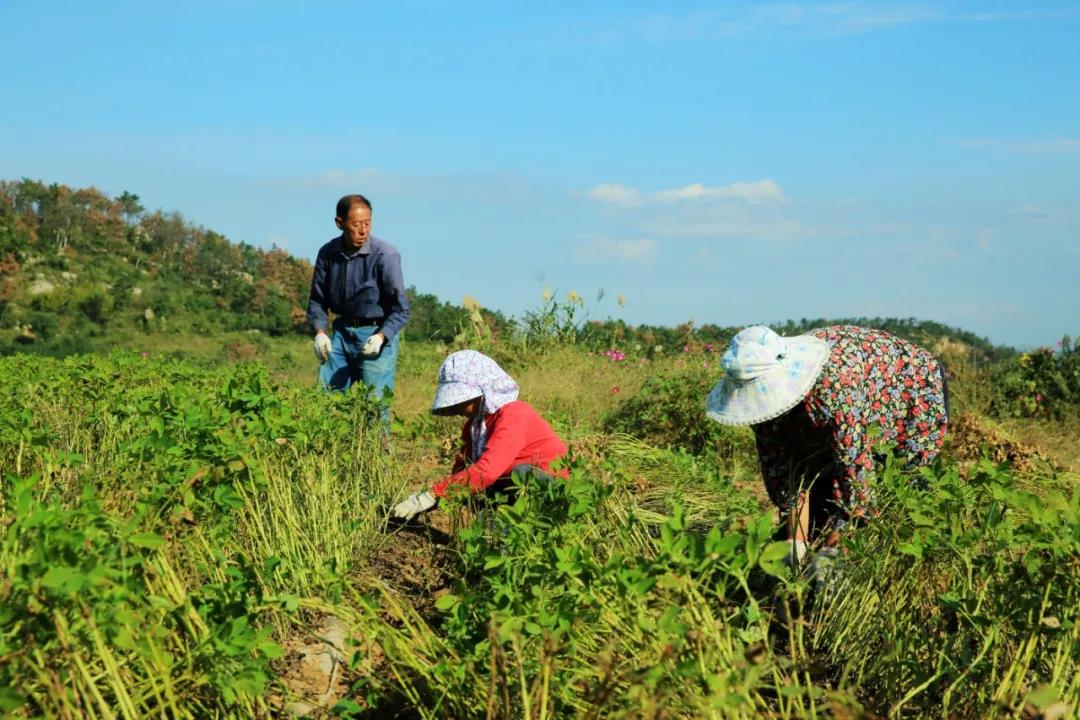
[431,400,568,498]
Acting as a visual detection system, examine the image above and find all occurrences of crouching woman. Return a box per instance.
[393,350,569,521]
[705,325,949,565]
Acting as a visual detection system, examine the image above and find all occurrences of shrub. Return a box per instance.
[603,362,753,457]
[73,285,114,324]
[989,338,1080,418]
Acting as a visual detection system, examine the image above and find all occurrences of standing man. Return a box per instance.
[307,194,410,403]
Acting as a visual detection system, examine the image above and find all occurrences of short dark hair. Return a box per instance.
[336,194,372,219]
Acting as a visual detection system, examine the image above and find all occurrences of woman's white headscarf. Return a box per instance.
[431,350,520,459]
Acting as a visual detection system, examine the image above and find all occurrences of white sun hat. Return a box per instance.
[706,325,830,426]
[431,350,519,414]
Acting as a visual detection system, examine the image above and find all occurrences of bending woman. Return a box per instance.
[393,350,568,521]
[706,325,948,562]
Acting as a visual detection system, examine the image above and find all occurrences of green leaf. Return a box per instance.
[41,566,84,592]
[213,484,245,509]
[631,576,657,597]
[0,687,25,712]
[258,641,285,659]
[148,595,175,610]
[756,562,782,580]
[898,542,923,560]
[1026,684,1060,710]
[760,541,793,564]
[129,532,165,549]
[332,699,365,716]
[434,594,460,611]
[113,628,137,652]
[707,531,743,558]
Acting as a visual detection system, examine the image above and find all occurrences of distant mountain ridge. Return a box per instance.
[0,179,1012,362]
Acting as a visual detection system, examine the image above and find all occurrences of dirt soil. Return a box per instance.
[275,511,457,717]
[368,511,458,623]
[275,614,353,717]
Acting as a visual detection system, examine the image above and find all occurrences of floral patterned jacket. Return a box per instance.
[752,326,948,524]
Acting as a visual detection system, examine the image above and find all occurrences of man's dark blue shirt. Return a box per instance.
[306,235,410,341]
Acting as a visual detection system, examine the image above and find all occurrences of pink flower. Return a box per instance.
[1036,394,1044,403]
[140,352,149,359]
[683,345,691,353]
[611,386,621,394]
[602,348,626,362]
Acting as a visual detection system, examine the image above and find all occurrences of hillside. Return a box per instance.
[0,179,510,355]
[1,179,1013,363]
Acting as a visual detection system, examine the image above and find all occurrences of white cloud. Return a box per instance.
[320,168,380,183]
[575,237,657,263]
[587,182,643,206]
[615,238,656,261]
[655,180,788,204]
[1025,138,1080,153]
[588,179,787,206]
[1008,203,1049,217]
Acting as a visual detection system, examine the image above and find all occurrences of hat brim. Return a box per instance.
[706,335,830,426]
[431,381,483,413]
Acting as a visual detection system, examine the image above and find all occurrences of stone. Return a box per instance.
[279,614,351,717]
[27,278,55,295]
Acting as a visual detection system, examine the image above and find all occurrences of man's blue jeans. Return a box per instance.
[317,324,399,407]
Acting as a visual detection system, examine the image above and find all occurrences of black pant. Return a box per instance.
[484,464,555,498]
[940,364,951,421]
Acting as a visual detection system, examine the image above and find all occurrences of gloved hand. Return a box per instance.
[361,333,384,357]
[313,333,332,363]
[810,546,840,592]
[393,491,437,521]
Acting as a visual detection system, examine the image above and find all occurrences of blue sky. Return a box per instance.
[2,1,1078,347]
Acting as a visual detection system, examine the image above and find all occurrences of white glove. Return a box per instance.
[361,333,384,357]
[810,546,839,592]
[393,491,437,521]
[313,333,332,363]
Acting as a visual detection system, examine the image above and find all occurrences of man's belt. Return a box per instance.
[339,316,382,327]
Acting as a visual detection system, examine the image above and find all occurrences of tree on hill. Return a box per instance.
[117,191,144,226]
[0,179,315,349]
